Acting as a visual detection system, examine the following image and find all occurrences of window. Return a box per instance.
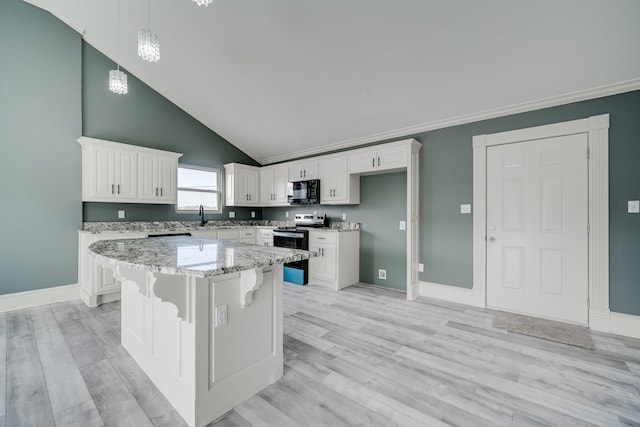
[176,164,222,213]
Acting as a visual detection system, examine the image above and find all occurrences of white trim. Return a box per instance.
[260,79,639,165]
[472,114,610,329]
[0,284,79,313]
[418,281,475,306]
[610,312,640,339]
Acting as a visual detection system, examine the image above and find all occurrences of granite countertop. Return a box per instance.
[89,235,317,278]
[82,220,360,234]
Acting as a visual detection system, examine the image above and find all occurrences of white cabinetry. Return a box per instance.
[80,138,138,201]
[319,156,360,205]
[138,151,179,203]
[348,144,408,175]
[308,231,359,290]
[224,163,260,206]
[256,228,274,246]
[288,160,318,182]
[78,231,147,306]
[79,137,181,204]
[260,165,289,205]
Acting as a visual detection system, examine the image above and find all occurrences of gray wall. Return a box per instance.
[411,90,640,316]
[81,43,260,223]
[0,0,82,294]
[264,172,407,290]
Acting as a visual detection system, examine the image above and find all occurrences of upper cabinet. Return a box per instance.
[288,160,318,182]
[224,163,260,206]
[79,137,181,204]
[260,165,289,206]
[348,144,408,175]
[138,151,180,204]
[319,156,359,205]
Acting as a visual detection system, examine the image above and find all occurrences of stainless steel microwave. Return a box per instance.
[287,179,320,205]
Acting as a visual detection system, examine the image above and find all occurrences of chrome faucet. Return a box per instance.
[199,205,208,226]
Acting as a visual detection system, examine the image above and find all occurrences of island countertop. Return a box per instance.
[89,235,315,278]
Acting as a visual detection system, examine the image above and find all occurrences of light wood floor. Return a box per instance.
[1,283,639,426]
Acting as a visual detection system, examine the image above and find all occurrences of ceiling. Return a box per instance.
[25,0,640,164]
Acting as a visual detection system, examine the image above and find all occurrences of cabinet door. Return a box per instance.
[114,149,137,200]
[331,157,349,202]
[318,159,335,202]
[376,146,407,171]
[301,161,318,179]
[308,243,322,279]
[157,155,177,202]
[320,244,337,281]
[273,166,289,204]
[247,169,259,204]
[88,144,115,199]
[260,168,275,205]
[288,161,305,182]
[348,149,377,174]
[138,152,158,200]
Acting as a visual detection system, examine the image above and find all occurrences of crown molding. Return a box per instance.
[260,78,640,165]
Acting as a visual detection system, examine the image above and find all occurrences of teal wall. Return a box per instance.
[411,90,640,316]
[0,0,82,294]
[81,43,260,222]
[265,173,407,291]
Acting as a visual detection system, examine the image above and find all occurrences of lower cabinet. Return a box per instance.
[79,231,147,307]
[308,231,359,290]
[256,228,274,247]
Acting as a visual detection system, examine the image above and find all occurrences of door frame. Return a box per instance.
[472,114,610,329]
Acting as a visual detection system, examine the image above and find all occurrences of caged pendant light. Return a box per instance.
[138,0,160,62]
[109,0,128,94]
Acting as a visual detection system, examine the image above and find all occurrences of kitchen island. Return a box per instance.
[89,235,314,427]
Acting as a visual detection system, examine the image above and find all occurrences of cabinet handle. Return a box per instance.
[160,188,163,197]
[320,248,324,256]
[300,170,303,178]
[318,237,326,240]
[303,169,306,178]
[378,156,380,167]
[156,187,159,196]
[112,184,115,194]
[372,157,375,167]
[117,184,120,194]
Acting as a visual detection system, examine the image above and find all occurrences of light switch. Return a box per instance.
[628,200,640,214]
[118,210,125,219]
[460,204,472,214]
[251,211,255,218]
[285,211,289,218]
[399,221,406,230]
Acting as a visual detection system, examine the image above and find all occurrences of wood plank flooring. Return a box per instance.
[1,283,639,426]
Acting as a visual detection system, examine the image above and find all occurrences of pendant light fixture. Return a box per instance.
[109,0,128,94]
[192,0,214,6]
[138,0,160,62]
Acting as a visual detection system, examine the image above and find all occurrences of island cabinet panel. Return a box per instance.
[114,265,283,427]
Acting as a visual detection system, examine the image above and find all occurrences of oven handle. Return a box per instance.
[273,232,306,239]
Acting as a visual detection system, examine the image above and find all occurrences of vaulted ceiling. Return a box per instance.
[25,0,640,164]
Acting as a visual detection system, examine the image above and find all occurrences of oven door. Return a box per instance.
[273,231,308,250]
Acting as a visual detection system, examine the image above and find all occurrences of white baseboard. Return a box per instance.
[418,281,475,306]
[0,284,79,313]
[609,312,640,339]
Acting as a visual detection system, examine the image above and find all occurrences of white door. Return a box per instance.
[273,166,289,204]
[157,155,177,201]
[486,133,588,324]
[89,145,115,199]
[138,152,158,200]
[114,149,137,200]
[260,168,275,205]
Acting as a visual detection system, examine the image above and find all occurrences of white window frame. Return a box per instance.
[176,164,222,214]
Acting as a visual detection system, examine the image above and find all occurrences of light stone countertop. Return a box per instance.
[82,220,360,234]
[89,235,317,278]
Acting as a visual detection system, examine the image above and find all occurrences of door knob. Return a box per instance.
[488,236,496,242]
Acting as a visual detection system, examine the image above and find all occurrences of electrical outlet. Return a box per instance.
[460,204,472,214]
[378,269,387,280]
[628,200,640,214]
[342,213,347,221]
[399,221,406,230]
[251,211,255,218]
[229,211,235,218]
[118,210,125,219]
[285,211,289,218]
[214,304,228,327]
[418,263,424,272]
